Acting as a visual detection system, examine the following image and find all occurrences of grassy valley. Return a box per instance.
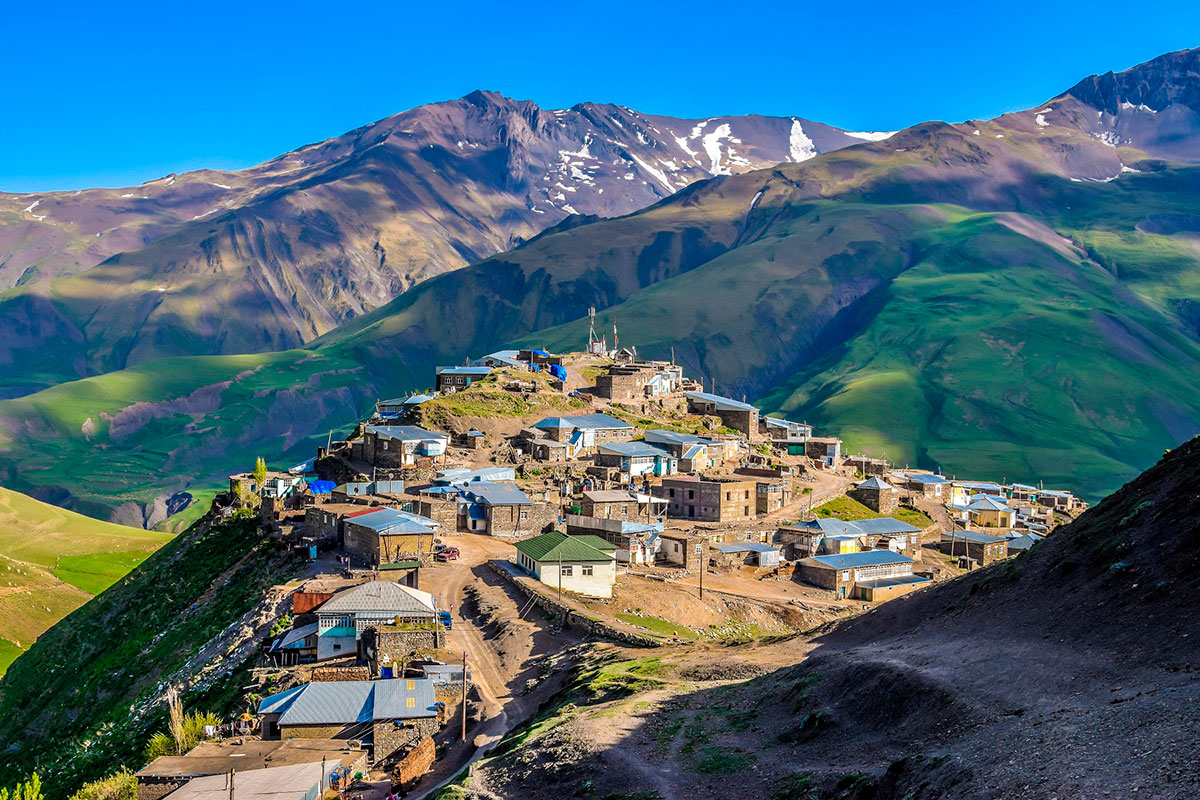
[0,487,172,675]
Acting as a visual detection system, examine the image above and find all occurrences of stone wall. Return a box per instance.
[373,717,440,764]
[136,778,185,800]
[392,735,437,788]
[312,665,371,682]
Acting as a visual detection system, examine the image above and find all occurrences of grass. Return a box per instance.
[0,514,290,798]
[814,495,932,528]
[0,487,172,674]
[615,613,697,639]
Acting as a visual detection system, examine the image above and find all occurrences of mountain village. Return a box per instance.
[122,320,1089,800]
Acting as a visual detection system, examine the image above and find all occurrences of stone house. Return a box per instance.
[578,489,666,522]
[760,416,813,444]
[355,426,449,468]
[804,436,844,464]
[657,532,707,570]
[851,476,899,513]
[342,507,439,568]
[652,476,759,522]
[642,429,733,472]
[529,413,635,451]
[513,530,618,598]
[683,391,760,437]
[458,481,557,537]
[315,581,439,661]
[258,679,439,764]
[940,530,1008,565]
[898,472,947,499]
[755,480,790,515]
[796,550,928,600]
[712,542,782,568]
[434,365,492,392]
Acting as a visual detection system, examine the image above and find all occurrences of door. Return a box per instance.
[840,586,846,598]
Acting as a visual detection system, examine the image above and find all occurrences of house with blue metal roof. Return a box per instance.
[797,549,926,600]
[595,441,678,478]
[457,481,557,537]
[470,349,524,368]
[356,425,449,469]
[524,413,636,458]
[258,678,438,763]
[713,541,782,568]
[315,580,439,661]
[342,507,440,569]
[684,391,760,436]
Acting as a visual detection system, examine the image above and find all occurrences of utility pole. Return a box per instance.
[461,651,468,742]
[558,551,563,602]
[229,768,236,800]
[698,540,705,599]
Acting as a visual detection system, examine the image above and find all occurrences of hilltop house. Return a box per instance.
[315,581,439,661]
[594,441,678,478]
[470,349,524,368]
[898,472,947,499]
[595,362,684,400]
[796,550,928,601]
[761,416,813,443]
[530,413,635,449]
[342,507,439,568]
[376,394,435,420]
[258,679,439,763]
[355,425,449,469]
[652,475,759,522]
[458,481,556,536]
[684,391,760,437]
[435,365,492,392]
[513,530,618,598]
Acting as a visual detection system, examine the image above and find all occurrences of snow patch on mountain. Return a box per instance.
[788,119,817,163]
[844,130,897,142]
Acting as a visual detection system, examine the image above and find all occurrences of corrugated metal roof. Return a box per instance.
[806,551,914,570]
[514,531,615,563]
[643,429,715,446]
[532,413,633,430]
[582,490,638,503]
[857,477,892,490]
[906,473,946,484]
[715,542,779,554]
[943,530,1006,544]
[161,760,342,800]
[343,507,438,533]
[460,481,531,506]
[598,441,673,458]
[967,495,1013,512]
[364,425,448,443]
[684,391,757,411]
[437,366,493,376]
[319,581,437,616]
[259,679,438,726]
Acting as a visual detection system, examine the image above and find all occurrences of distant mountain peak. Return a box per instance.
[1067,46,1200,115]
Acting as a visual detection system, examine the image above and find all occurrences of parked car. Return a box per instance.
[438,610,453,630]
[436,546,460,562]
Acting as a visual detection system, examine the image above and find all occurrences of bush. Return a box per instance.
[67,772,135,800]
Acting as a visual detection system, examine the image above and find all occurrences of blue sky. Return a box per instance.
[3,0,1198,191]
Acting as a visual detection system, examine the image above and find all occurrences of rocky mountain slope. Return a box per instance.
[3,49,1200,526]
[0,92,879,394]
[460,436,1200,800]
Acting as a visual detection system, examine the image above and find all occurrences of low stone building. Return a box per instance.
[342,507,439,568]
[683,391,760,437]
[434,365,493,392]
[594,441,678,478]
[712,542,782,568]
[652,476,759,522]
[458,481,557,537]
[578,489,665,522]
[258,679,439,764]
[851,476,899,513]
[565,514,663,565]
[354,425,449,469]
[939,530,1008,565]
[315,581,440,661]
[796,550,928,600]
[657,532,706,570]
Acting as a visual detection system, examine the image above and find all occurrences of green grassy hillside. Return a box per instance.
[0,487,172,674]
[0,515,286,798]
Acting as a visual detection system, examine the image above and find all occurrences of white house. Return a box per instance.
[513,531,618,598]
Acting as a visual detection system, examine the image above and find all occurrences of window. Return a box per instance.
[744,490,750,499]
[669,488,676,498]
[744,506,750,516]
[561,566,573,576]
[519,509,528,520]
[687,490,695,500]
[582,565,593,576]
[333,644,342,652]
[725,491,731,501]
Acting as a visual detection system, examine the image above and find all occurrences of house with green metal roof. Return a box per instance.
[513,530,617,598]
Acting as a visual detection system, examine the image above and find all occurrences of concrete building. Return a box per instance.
[683,391,760,437]
[966,495,1017,528]
[258,679,439,763]
[653,476,759,522]
[796,550,928,600]
[513,530,618,598]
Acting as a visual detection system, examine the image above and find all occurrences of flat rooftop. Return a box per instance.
[137,739,362,777]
